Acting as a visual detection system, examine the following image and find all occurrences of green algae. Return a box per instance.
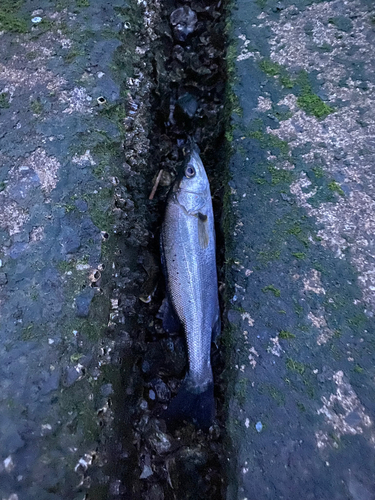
[21,323,35,341]
[225,129,234,142]
[292,252,306,259]
[30,99,43,114]
[259,58,294,88]
[0,92,10,109]
[328,180,344,197]
[259,383,285,405]
[249,131,289,156]
[262,284,281,297]
[259,59,282,77]
[258,249,281,263]
[62,203,76,213]
[70,352,84,362]
[279,330,296,339]
[224,6,375,492]
[296,71,334,118]
[297,93,333,118]
[286,358,305,375]
[287,223,310,248]
[57,260,74,273]
[64,48,85,63]
[348,313,367,327]
[0,1,28,33]
[268,165,293,185]
[254,176,267,185]
[255,67,335,119]
[279,74,294,89]
[268,385,285,405]
[312,166,324,178]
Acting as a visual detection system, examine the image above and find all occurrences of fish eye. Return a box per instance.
[185,165,195,178]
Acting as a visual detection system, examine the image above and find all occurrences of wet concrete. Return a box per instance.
[0,1,142,498]
[225,0,375,498]
[1,0,230,498]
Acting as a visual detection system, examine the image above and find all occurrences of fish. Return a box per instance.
[160,145,220,429]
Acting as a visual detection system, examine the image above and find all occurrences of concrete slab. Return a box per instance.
[0,1,141,498]
[225,0,375,498]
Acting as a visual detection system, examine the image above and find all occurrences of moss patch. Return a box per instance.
[262,284,281,297]
[0,92,10,109]
[296,71,334,118]
[259,59,282,77]
[268,165,293,185]
[30,99,44,115]
[279,330,296,339]
[328,180,344,197]
[249,130,289,156]
[0,1,28,33]
[353,364,364,374]
[259,58,294,88]
[257,248,281,263]
[292,252,306,260]
[287,222,310,248]
[312,166,324,178]
[286,358,305,375]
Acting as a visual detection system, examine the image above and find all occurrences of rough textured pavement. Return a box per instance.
[0,2,136,498]
[225,0,375,498]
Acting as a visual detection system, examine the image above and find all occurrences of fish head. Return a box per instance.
[175,148,210,213]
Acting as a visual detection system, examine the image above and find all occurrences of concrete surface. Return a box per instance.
[225,0,375,498]
[0,1,142,498]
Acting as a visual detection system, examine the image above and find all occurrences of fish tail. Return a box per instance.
[163,376,215,430]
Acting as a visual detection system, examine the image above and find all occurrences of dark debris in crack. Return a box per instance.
[99,1,229,499]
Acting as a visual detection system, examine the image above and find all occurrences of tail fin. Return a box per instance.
[163,379,215,431]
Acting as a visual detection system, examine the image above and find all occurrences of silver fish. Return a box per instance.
[161,147,220,428]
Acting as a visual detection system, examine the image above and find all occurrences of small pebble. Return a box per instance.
[170,6,197,41]
[31,16,42,23]
[140,399,148,410]
[256,421,263,432]
[149,389,156,400]
[148,430,172,454]
[140,465,153,479]
[152,378,170,403]
[176,93,198,118]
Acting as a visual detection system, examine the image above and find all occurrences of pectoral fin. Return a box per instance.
[198,212,209,249]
